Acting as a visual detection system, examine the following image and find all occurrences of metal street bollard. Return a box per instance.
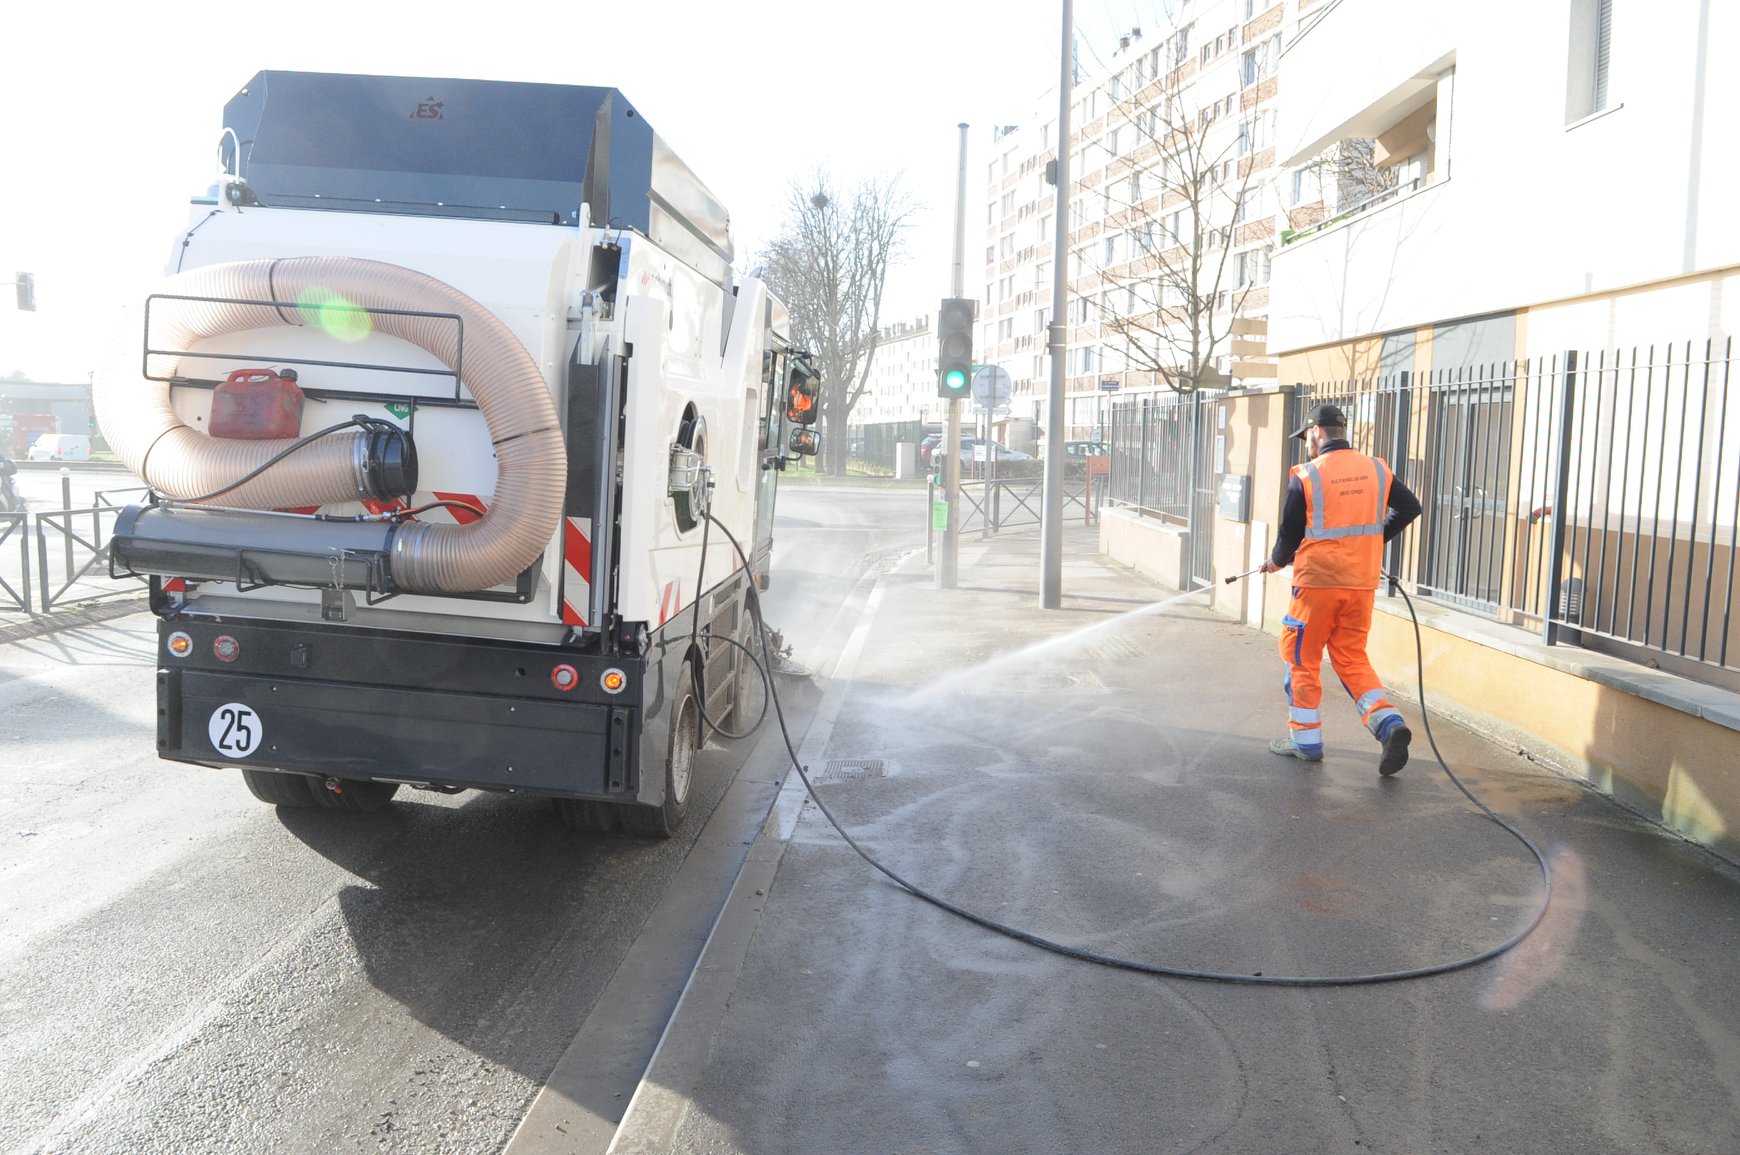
[60,468,74,583]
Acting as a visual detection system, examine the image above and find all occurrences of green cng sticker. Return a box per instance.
[931,499,948,532]
[384,402,411,420]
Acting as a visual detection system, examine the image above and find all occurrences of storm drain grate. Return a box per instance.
[1080,636,1144,661]
[817,759,888,782]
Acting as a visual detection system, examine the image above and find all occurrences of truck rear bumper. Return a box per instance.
[162,669,636,796]
[153,615,644,799]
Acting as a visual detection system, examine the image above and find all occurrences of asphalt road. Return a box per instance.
[0,481,927,1155]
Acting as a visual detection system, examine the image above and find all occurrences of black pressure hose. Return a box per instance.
[710,507,1553,987]
[685,501,771,742]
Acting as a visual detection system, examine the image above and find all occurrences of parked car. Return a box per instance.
[933,436,1032,470]
[1064,439,1110,457]
[26,434,92,462]
[918,432,946,469]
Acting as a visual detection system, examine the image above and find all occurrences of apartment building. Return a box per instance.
[979,0,1307,443]
[856,314,943,427]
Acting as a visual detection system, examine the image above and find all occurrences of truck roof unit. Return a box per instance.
[219,70,734,283]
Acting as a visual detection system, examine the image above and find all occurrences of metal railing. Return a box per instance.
[0,477,150,616]
[1105,394,1193,522]
[0,512,29,611]
[925,475,1090,563]
[1294,339,1740,686]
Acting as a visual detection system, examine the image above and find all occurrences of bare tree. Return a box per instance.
[758,172,915,474]
[1085,29,1264,394]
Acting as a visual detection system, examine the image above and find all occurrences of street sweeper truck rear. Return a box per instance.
[98,71,821,836]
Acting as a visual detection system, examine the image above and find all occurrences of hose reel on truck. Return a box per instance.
[99,256,567,599]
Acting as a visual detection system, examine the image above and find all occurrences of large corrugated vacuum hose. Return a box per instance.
[94,258,567,593]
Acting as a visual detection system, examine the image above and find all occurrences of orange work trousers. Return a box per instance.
[1278,586,1405,756]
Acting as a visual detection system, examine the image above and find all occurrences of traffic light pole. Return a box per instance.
[1040,0,1073,610]
[938,122,969,591]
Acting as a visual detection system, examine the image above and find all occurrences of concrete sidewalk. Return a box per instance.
[604,525,1740,1155]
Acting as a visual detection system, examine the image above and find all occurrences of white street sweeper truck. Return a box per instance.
[99,71,821,836]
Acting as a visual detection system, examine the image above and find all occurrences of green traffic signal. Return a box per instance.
[936,296,977,400]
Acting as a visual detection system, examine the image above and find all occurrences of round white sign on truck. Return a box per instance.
[209,703,263,758]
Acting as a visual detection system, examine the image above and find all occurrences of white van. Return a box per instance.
[26,434,92,462]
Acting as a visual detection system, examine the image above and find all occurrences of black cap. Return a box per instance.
[1291,403,1348,440]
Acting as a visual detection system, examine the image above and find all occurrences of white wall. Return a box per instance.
[1271,0,1739,355]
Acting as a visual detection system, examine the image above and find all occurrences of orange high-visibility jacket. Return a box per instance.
[1290,448,1394,589]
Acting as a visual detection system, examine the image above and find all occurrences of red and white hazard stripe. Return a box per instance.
[562,516,593,626]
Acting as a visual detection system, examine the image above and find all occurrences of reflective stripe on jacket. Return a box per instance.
[1291,448,1393,589]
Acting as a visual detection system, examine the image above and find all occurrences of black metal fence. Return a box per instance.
[1105,393,1193,521]
[0,479,149,615]
[1104,390,1221,586]
[1294,339,1740,686]
[848,420,927,476]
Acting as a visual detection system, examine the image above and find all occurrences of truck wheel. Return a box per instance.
[310,776,400,813]
[241,769,319,807]
[623,660,699,838]
[728,621,765,733]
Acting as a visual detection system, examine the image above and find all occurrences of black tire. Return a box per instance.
[309,776,400,813]
[240,768,319,807]
[622,660,699,838]
[728,621,765,734]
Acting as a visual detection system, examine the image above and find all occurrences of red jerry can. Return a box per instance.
[210,368,305,440]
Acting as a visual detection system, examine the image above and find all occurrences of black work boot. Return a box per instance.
[1378,723,1412,776]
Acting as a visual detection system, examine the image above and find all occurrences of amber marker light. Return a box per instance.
[600,668,627,694]
[166,631,193,658]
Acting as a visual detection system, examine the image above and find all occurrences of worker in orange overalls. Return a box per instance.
[1259,404,1423,775]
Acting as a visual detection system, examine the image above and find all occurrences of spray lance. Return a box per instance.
[1221,565,1266,585]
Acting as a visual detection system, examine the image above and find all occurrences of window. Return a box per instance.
[1078,346,1097,374]
[1109,127,1121,156]
[1077,296,1091,323]
[1129,172,1143,203]
[1104,236,1118,265]
[1000,318,1015,340]
[985,245,995,264]
[1566,0,1614,122]
[1289,166,1317,206]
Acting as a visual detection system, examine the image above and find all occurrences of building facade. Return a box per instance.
[1268,0,1740,691]
[979,0,1312,444]
[855,314,941,428]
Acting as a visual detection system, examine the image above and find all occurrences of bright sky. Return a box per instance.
[0,0,1148,381]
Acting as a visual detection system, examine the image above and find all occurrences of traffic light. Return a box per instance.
[14,272,34,312]
[936,297,975,400]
